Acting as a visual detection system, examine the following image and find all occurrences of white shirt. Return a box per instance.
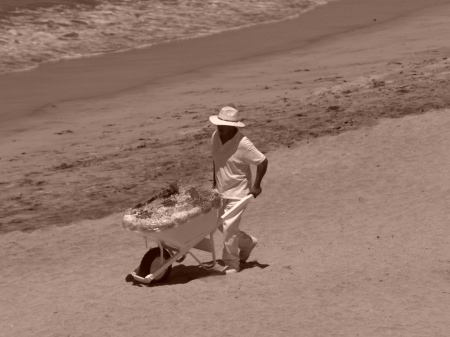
[212,130,266,200]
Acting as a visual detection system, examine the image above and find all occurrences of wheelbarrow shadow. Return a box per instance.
[125,260,270,287]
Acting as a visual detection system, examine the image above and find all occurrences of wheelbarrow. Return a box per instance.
[126,194,253,284]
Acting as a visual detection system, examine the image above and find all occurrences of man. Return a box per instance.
[210,106,268,274]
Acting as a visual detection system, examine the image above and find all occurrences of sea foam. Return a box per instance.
[0,0,337,74]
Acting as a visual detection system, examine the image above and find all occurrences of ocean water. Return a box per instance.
[0,0,337,75]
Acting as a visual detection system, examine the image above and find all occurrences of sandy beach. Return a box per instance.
[1,0,450,336]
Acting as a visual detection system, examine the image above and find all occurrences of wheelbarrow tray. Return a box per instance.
[128,194,253,283]
[142,209,219,249]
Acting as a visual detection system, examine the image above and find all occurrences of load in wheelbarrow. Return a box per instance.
[124,194,253,284]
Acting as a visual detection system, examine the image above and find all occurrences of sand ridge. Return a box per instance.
[1,108,450,336]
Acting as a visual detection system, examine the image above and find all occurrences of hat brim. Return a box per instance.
[209,116,245,128]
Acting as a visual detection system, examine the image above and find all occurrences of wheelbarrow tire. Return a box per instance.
[136,247,172,283]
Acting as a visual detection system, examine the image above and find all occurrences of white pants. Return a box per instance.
[217,199,254,269]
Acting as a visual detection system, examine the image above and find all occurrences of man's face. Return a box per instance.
[217,125,237,136]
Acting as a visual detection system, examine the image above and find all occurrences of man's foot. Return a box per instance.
[207,264,239,274]
[239,236,258,262]
[207,264,227,272]
[223,266,240,275]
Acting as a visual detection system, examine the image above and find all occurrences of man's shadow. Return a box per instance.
[125,260,270,287]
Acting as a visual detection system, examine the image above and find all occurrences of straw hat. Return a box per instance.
[209,106,245,128]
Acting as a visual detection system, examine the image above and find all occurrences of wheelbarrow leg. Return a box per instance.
[189,231,217,269]
[210,232,217,267]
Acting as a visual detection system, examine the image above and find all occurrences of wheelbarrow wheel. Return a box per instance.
[136,247,172,283]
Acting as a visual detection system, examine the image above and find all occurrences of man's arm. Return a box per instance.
[249,158,268,198]
[212,161,217,189]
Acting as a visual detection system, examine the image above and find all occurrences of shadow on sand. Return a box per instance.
[125,260,269,287]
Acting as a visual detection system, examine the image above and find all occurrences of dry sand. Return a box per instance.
[1,1,450,336]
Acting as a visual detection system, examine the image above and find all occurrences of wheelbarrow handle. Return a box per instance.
[221,194,254,221]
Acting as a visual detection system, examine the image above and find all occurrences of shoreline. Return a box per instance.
[1,0,449,133]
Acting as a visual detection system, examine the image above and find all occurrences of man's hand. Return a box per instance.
[248,186,262,198]
[249,158,268,199]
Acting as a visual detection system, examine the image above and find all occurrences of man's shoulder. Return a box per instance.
[238,133,255,148]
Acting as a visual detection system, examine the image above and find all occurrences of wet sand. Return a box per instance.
[1,0,449,127]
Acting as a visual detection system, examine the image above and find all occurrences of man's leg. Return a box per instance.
[220,199,248,271]
[238,231,258,262]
